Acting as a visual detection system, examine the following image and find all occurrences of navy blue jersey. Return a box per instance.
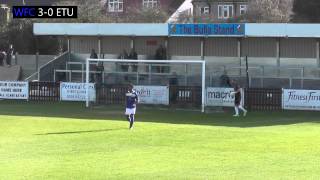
[126,90,138,109]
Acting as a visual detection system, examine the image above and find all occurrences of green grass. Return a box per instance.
[1,101,320,180]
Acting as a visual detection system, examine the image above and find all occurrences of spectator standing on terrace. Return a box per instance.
[220,71,231,87]
[90,49,98,82]
[6,45,13,66]
[155,45,167,60]
[129,48,138,72]
[169,72,178,103]
[90,49,98,59]
[0,50,6,66]
[118,49,129,72]
[154,45,167,73]
[96,62,104,85]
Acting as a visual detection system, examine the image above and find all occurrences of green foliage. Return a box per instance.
[1,102,320,179]
[51,0,113,23]
[0,0,173,53]
[246,0,293,23]
[52,0,171,23]
[126,8,170,23]
[0,19,59,54]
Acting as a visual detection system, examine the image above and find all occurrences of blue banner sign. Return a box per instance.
[168,24,245,36]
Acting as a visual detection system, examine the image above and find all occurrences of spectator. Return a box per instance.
[118,49,129,72]
[6,45,13,66]
[169,72,178,86]
[129,48,138,72]
[90,73,95,83]
[89,48,104,84]
[219,71,231,87]
[90,49,98,59]
[154,45,167,73]
[90,49,98,82]
[0,51,6,66]
[169,72,178,104]
[155,45,167,60]
[118,49,128,59]
[96,62,104,85]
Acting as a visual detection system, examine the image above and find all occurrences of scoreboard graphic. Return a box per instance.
[12,6,77,18]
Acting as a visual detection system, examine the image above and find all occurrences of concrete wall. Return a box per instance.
[70,36,319,60]
[70,37,99,54]
[102,36,131,55]
[169,37,201,56]
[135,37,166,57]
[280,38,316,58]
[242,38,276,57]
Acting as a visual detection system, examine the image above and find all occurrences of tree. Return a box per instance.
[124,7,170,23]
[52,0,113,23]
[0,0,106,53]
[51,0,172,23]
[292,0,320,23]
[245,0,293,23]
[1,19,60,54]
[0,0,175,53]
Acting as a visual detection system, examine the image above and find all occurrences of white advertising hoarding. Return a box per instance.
[134,86,169,105]
[283,89,320,111]
[206,87,244,107]
[0,81,28,100]
[60,82,96,102]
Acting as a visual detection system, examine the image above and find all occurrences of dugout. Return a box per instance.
[33,23,320,89]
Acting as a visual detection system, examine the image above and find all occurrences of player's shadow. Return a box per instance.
[35,128,124,136]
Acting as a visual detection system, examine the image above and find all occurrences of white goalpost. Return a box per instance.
[85,58,206,112]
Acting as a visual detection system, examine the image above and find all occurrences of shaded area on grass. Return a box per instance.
[0,100,320,128]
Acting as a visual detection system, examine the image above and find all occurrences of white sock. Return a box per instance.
[234,106,239,115]
[239,106,247,112]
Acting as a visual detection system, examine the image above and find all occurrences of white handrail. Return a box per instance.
[38,51,69,71]
[25,52,69,81]
[25,72,38,81]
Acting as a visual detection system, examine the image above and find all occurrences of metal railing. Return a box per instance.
[29,81,60,101]
[209,65,320,89]
[25,71,38,81]
[55,62,174,85]
[38,51,69,82]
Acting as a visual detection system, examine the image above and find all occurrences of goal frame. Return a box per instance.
[85,58,206,112]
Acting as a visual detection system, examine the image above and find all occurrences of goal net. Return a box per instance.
[85,58,206,112]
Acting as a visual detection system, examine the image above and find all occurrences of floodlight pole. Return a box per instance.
[86,59,89,107]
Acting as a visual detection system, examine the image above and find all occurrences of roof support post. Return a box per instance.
[316,39,320,68]
[276,38,280,76]
[67,36,71,52]
[165,37,169,59]
[131,37,135,50]
[201,37,205,60]
[238,38,242,76]
[67,36,71,70]
[98,37,102,58]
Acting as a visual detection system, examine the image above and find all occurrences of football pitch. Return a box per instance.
[1,101,320,180]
